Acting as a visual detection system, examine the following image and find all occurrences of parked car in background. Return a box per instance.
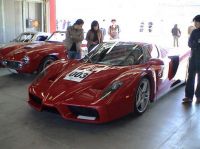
[28,41,190,123]
[0,31,67,73]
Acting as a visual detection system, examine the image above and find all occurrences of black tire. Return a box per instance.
[134,78,151,115]
[38,56,56,73]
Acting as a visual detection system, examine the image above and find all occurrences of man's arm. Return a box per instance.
[71,29,84,42]
[188,30,195,48]
[64,29,71,48]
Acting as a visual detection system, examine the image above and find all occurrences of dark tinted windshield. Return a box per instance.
[83,42,143,66]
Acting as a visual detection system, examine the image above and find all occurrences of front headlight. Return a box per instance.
[100,81,123,100]
[21,56,30,64]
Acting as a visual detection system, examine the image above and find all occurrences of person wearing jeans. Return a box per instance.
[65,19,84,59]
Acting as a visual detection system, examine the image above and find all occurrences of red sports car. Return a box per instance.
[28,41,190,123]
[0,31,68,73]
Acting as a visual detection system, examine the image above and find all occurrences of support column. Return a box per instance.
[49,0,56,33]
[0,0,5,43]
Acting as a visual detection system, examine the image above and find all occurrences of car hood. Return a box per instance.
[0,42,30,56]
[3,41,63,60]
[34,62,131,105]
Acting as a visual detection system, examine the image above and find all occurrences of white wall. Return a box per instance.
[56,0,200,48]
[0,0,45,44]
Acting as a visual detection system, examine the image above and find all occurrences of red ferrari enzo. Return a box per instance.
[28,41,190,123]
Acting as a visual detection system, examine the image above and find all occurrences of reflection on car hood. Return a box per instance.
[0,42,30,55]
[3,41,64,59]
[34,62,131,105]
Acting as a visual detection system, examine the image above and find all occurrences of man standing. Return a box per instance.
[108,19,120,40]
[65,19,84,59]
[171,24,181,47]
[183,15,200,103]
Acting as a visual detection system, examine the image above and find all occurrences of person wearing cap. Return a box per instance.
[65,19,84,59]
[86,20,103,52]
[182,15,200,103]
[108,19,120,40]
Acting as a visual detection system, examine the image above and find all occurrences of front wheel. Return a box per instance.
[134,78,151,115]
[38,56,56,73]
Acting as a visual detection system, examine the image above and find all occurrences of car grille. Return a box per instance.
[2,60,22,69]
[43,106,60,115]
[29,93,42,105]
[68,106,99,118]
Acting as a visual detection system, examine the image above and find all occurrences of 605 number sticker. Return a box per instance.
[63,69,93,82]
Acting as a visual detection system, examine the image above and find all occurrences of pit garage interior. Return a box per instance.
[0,0,200,149]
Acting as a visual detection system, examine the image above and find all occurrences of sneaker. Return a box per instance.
[182,97,193,103]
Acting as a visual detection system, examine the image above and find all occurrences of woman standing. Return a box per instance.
[86,20,103,52]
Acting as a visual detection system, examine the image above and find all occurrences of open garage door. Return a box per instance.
[0,0,45,43]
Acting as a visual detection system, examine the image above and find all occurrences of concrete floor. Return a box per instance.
[0,68,200,149]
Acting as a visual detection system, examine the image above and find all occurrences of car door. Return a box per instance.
[143,44,171,95]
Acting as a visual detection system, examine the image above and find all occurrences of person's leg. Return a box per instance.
[185,59,196,99]
[173,36,176,47]
[195,72,200,99]
[76,51,81,59]
[177,37,179,47]
[68,51,76,59]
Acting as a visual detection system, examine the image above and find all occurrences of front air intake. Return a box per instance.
[68,106,99,118]
[29,93,42,105]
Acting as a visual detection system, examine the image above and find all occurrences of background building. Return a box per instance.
[0,0,56,43]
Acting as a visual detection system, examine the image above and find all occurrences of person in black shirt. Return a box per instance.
[183,15,200,103]
[86,20,103,52]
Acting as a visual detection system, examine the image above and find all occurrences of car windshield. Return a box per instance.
[82,42,144,66]
[15,33,35,42]
[47,32,66,42]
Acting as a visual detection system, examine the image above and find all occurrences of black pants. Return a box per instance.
[185,58,200,98]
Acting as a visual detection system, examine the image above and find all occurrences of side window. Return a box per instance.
[151,45,159,58]
[143,45,151,61]
[36,36,48,41]
[144,44,159,60]
[158,46,168,58]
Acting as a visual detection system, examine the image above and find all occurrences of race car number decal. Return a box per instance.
[63,69,93,82]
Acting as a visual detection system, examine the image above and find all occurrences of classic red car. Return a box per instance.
[0,31,67,73]
[28,41,190,123]
[0,32,50,68]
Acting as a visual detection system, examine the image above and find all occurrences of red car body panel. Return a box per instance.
[28,42,190,123]
[0,42,30,55]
